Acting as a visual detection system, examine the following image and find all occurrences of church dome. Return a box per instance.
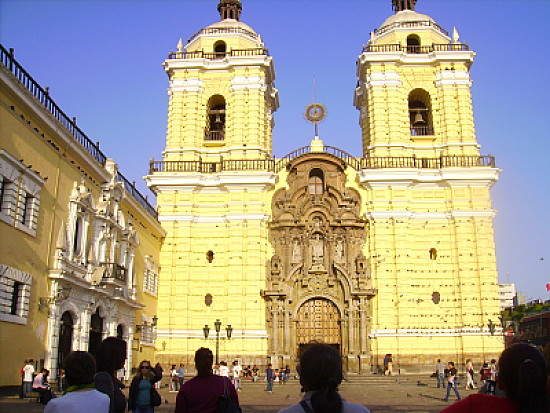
[380,9,435,28]
[373,9,449,39]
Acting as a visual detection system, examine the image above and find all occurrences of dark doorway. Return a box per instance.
[116,324,124,340]
[88,308,103,356]
[58,311,73,369]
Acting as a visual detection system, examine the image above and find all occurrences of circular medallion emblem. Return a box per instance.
[305,103,327,123]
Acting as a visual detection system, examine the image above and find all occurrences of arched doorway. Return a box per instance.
[296,298,341,356]
[116,324,124,340]
[88,308,103,356]
[58,311,73,369]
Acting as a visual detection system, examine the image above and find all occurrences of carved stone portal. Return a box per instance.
[264,153,376,373]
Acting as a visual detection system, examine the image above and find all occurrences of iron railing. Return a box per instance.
[373,20,449,37]
[276,145,361,171]
[100,262,127,283]
[363,43,469,54]
[205,130,225,141]
[0,44,158,220]
[359,155,495,169]
[188,26,259,44]
[116,172,158,219]
[168,48,269,60]
[410,125,434,136]
[0,44,106,165]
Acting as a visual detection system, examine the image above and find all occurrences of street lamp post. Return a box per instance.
[203,319,233,364]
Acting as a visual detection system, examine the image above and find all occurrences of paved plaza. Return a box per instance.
[0,375,475,413]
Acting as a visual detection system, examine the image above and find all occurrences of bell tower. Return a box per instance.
[162,0,279,162]
[355,0,477,158]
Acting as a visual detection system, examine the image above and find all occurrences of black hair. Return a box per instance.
[195,347,214,377]
[498,343,548,413]
[95,337,126,378]
[65,351,96,385]
[299,343,343,413]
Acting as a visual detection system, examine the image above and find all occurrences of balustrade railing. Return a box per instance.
[363,43,469,54]
[168,48,268,60]
[188,26,259,44]
[410,125,434,136]
[359,155,495,169]
[205,130,225,141]
[101,262,127,283]
[116,172,158,219]
[373,20,449,37]
[149,159,275,174]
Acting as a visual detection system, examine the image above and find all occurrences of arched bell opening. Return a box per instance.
[213,41,227,58]
[408,89,434,136]
[205,95,226,141]
[406,34,421,53]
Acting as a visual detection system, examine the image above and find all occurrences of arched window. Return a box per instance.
[409,89,434,136]
[58,311,74,369]
[214,41,227,59]
[308,168,324,195]
[73,216,83,255]
[406,35,421,53]
[205,95,226,141]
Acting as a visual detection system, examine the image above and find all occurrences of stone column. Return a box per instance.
[284,309,291,354]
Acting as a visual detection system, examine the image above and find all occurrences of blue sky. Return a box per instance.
[1,0,548,300]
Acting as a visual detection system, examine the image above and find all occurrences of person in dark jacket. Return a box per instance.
[128,360,162,413]
[94,337,127,413]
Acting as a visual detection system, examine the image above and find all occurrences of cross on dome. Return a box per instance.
[392,0,417,12]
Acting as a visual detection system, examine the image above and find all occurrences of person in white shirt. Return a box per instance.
[219,361,230,377]
[22,360,35,398]
[232,360,243,391]
[44,351,109,413]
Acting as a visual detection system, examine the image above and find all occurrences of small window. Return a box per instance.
[20,193,33,225]
[206,250,214,263]
[429,248,437,260]
[10,281,22,315]
[432,292,441,304]
[308,168,324,196]
[406,35,421,53]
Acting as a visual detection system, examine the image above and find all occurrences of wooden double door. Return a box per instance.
[296,298,341,355]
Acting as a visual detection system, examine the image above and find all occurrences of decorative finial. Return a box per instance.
[218,0,242,21]
[177,38,184,52]
[452,27,460,43]
[392,0,417,12]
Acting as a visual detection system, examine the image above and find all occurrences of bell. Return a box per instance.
[214,113,222,124]
[413,112,425,125]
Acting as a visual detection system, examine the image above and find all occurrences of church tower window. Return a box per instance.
[308,168,324,196]
[205,95,226,141]
[214,41,227,58]
[406,35,421,53]
[409,89,434,136]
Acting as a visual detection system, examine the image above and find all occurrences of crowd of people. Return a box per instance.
[17,341,549,413]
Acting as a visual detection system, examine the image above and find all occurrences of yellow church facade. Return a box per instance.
[147,0,503,373]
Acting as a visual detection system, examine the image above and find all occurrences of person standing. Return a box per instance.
[44,351,109,413]
[219,361,230,378]
[153,363,163,390]
[128,361,162,413]
[487,358,498,395]
[252,365,259,382]
[232,360,242,392]
[465,359,476,390]
[170,365,179,392]
[435,359,446,388]
[265,364,275,393]
[385,354,393,376]
[175,347,240,413]
[284,365,291,383]
[94,337,128,413]
[443,361,462,402]
[176,364,185,389]
[22,359,34,399]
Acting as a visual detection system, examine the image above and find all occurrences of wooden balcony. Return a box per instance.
[100,263,127,284]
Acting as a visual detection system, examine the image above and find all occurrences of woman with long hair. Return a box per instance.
[175,347,240,413]
[94,337,127,413]
[440,343,549,413]
[278,343,370,413]
[128,360,162,413]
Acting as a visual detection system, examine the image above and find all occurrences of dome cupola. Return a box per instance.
[218,0,242,21]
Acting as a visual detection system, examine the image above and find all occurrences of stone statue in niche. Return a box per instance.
[291,238,302,264]
[335,239,344,263]
[310,233,325,269]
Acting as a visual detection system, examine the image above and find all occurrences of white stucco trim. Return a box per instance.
[157,213,270,224]
[370,327,500,338]
[435,70,472,87]
[365,210,497,221]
